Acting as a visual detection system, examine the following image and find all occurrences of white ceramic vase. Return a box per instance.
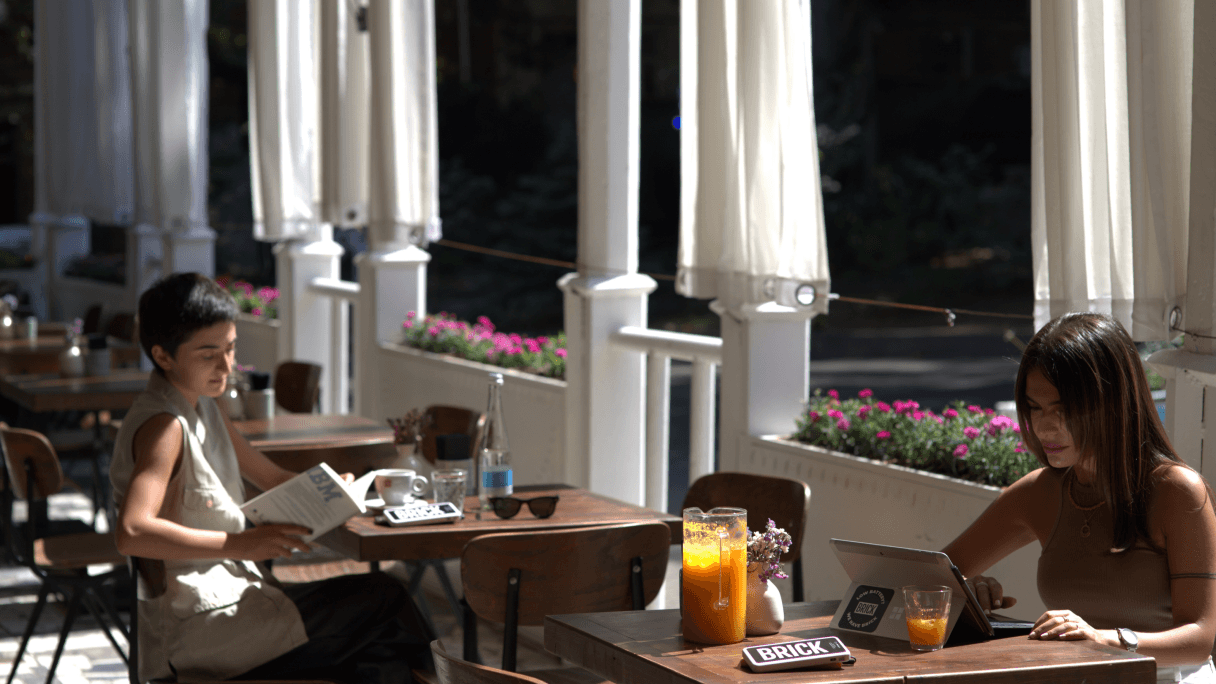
[745,566,784,636]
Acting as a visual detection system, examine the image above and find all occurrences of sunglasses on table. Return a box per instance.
[488,495,560,519]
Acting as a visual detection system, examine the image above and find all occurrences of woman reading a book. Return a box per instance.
[943,312,1216,683]
[111,273,433,683]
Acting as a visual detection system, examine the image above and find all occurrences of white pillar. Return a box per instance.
[355,245,429,419]
[275,228,343,409]
[46,215,91,320]
[562,0,653,505]
[26,212,53,320]
[712,301,814,472]
[163,222,217,277]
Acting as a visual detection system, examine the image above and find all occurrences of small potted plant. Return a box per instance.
[387,408,433,475]
[746,519,792,636]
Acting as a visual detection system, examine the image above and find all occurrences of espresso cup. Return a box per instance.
[374,469,429,506]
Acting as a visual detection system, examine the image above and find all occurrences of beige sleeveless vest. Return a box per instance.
[110,373,307,681]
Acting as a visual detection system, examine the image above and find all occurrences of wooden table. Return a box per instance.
[0,370,149,412]
[0,337,141,376]
[234,413,398,476]
[544,601,1156,684]
[326,484,682,562]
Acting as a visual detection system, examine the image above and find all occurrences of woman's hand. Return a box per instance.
[225,524,313,561]
[1029,610,1117,647]
[965,575,1017,613]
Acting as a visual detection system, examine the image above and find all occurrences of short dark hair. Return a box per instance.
[1014,312,1185,551]
[138,273,239,374]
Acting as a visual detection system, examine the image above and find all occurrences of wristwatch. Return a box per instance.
[1117,628,1139,652]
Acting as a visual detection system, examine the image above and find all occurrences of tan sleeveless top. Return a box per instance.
[1037,468,1173,632]
[110,373,307,681]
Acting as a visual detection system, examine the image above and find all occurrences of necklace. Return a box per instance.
[1068,471,1105,538]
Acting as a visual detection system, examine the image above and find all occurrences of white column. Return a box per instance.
[355,245,429,419]
[275,227,343,410]
[46,215,91,320]
[712,301,814,472]
[26,212,53,320]
[562,0,653,505]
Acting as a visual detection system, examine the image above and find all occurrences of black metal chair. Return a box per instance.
[1,426,130,684]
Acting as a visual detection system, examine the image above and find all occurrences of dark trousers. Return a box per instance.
[234,573,435,684]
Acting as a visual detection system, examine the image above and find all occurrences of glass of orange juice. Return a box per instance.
[682,507,747,645]
[902,585,952,652]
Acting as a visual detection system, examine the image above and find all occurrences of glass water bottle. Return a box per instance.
[478,372,513,510]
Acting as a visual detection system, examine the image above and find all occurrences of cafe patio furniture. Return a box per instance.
[419,405,486,465]
[274,360,323,414]
[1,426,130,684]
[544,601,1156,684]
[431,639,548,684]
[462,521,670,673]
[682,471,811,602]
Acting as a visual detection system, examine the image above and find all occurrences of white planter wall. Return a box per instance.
[234,314,280,375]
[52,276,131,322]
[742,435,1046,622]
[371,343,567,487]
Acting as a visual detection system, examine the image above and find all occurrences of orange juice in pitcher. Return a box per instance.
[682,507,747,645]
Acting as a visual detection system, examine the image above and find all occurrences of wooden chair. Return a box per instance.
[682,471,811,602]
[419,405,486,465]
[81,303,103,335]
[1,426,131,684]
[462,521,671,673]
[105,312,137,342]
[274,361,322,414]
[431,640,548,684]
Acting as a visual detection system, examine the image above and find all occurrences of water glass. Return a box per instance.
[433,469,468,514]
[902,585,952,651]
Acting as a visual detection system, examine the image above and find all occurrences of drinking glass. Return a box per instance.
[432,469,468,514]
[902,585,952,652]
[682,507,747,645]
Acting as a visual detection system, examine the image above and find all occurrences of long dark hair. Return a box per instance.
[1014,312,1184,551]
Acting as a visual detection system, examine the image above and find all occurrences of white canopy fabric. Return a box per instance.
[128,0,210,233]
[248,0,440,246]
[677,0,830,312]
[32,0,133,224]
[247,0,321,241]
[1031,0,1206,341]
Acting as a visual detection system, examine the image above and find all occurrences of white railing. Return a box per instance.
[610,326,722,512]
[308,276,359,414]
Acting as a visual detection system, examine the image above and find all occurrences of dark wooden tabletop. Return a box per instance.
[544,602,1156,684]
[234,414,394,450]
[0,337,141,375]
[324,484,682,562]
[0,370,149,412]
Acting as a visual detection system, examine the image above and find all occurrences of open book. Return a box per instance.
[240,463,379,542]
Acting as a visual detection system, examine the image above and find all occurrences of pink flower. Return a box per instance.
[988,415,1015,436]
[911,410,924,422]
[1014,442,1026,453]
[251,307,262,317]
[525,339,542,354]
[828,389,840,400]
[933,414,944,424]
[943,408,959,419]
[857,405,872,419]
[963,426,981,439]
[555,348,568,358]
[215,275,231,288]
[985,408,996,416]
[808,411,820,423]
[828,409,844,420]
[877,430,891,440]
[404,321,413,329]
[236,281,254,296]
[1013,424,1021,433]
[967,405,983,414]
[407,311,417,319]
[257,286,280,302]
[836,418,851,431]
[428,326,440,336]
[537,336,549,345]
[858,388,874,398]
[953,444,969,458]
[875,401,892,413]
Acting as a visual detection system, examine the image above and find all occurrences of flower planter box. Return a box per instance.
[371,343,567,487]
[742,435,1046,622]
[234,313,280,375]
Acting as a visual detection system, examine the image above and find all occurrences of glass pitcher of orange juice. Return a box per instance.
[682,507,747,645]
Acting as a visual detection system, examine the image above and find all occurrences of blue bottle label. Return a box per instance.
[483,468,512,489]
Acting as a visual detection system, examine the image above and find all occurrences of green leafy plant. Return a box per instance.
[401,312,567,380]
[793,389,1037,488]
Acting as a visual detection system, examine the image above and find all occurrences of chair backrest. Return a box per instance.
[1,427,65,502]
[105,312,137,342]
[420,405,485,465]
[81,303,104,335]
[462,521,671,671]
[274,361,322,414]
[682,471,811,564]
[431,640,548,684]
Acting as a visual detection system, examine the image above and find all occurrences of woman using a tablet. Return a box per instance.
[943,312,1216,683]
